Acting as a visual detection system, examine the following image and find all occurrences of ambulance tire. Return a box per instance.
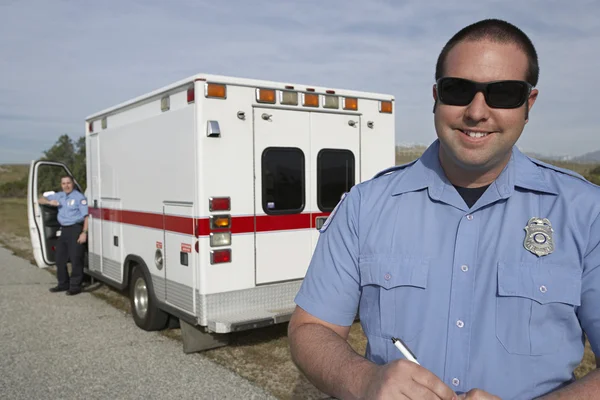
[130,265,169,331]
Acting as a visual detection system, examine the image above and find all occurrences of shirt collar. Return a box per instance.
[391,140,558,198]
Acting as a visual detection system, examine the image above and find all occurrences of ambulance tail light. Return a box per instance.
[209,197,230,211]
[210,215,231,229]
[303,93,319,107]
[256,88,276,104]
[206,83,227,99]
[323,95,339,109]
[280,91,298,105]
[380,100,393,113]
[343,97,358,111]
[187,87,195,103]
[210,249,231,264]
[210,232,231,247]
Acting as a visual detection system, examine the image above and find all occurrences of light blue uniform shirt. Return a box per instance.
[46,190,88,226]
[295,140,600,399]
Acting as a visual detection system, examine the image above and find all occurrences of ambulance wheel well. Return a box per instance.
[123,255,155,300]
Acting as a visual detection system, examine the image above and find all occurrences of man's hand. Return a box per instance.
[362,359,457,400]
[458,389,501,399]
[49,200,59,206]
[77,232,87,244]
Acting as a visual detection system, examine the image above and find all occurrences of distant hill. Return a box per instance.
[572,150,600,164]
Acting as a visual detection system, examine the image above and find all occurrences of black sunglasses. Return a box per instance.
[436,77,533,109]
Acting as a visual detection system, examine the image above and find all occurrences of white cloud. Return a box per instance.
[1,0,599,162]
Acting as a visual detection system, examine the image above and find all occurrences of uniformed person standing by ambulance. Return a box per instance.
[289,19,600,400]
[39,175,89,296]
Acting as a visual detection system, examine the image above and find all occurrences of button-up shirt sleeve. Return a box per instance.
[76,192,89,217]
[45,192,59,201]
[294,186,361,327]
[578,212,600,356]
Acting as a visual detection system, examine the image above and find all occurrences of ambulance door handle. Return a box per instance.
[348,120,358,127]
[261,113,272,121]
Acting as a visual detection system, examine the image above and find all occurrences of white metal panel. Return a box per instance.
[359,99,396,180]
[164,203,195,313]
[253,107,313,285]
[100,199,123,282]
[308,112,361,252]
[196,83,256,294]
[87,134,102,272]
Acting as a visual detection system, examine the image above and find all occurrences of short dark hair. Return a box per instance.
[60,175,74,183]
[435,19,539,87]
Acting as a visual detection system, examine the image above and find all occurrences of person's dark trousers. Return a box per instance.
[55,224,85,290]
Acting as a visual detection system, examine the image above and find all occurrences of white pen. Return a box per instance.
[391,337,420,365]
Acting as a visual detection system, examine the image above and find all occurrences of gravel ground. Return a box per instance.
[0,245,276,400]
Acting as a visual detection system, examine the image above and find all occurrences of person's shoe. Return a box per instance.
[49,286,69,293]
[66,288,82,296]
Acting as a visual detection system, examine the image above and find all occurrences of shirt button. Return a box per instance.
[540,285,547,293]
[466,214,474,221]
[461,265,469,272]
[452,378,460,386]
[456,320,464,328]
[384,273,391,281]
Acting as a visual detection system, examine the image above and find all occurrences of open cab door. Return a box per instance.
[27,161,83,268]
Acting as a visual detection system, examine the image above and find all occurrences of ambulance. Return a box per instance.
[27,73,395,352]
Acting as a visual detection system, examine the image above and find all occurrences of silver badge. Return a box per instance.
[524,217,554,257]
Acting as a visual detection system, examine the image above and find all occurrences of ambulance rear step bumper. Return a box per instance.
[207,306,296,333]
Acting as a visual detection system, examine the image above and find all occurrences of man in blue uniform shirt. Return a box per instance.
[289,19,600,400]
[39,175,89,296]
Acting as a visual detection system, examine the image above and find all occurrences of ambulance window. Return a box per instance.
[317,149,355,212]
[262,147,305,214]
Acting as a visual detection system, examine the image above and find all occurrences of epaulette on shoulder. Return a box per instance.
[372,159,419,179]
[527,156,592,184]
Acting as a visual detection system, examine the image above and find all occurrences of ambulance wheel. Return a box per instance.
[130,266,168,331]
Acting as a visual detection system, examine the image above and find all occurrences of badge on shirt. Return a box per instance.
[68,199,76,206]
[319,192,348,233]
[523,217,554,257]
[81,199,87,205]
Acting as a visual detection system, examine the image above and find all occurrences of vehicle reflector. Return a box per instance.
[88,121,93,132]
[380,100,393,113]
[280,91,298,105]
[195,240,199,253]
[256,88,276,104]
[209,197,230,211]
[210,214,231,229]
[343,97,358,111]
[323,95,339,109]
[210,232,231,247]
[303,93,319,107]
[187,88,195,103]
[206,83,226,99]
[210,249,231,264]
[326,90,336,94]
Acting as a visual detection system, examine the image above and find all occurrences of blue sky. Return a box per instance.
[1,0,599,163]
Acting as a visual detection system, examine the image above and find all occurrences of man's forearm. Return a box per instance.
[538,369,600,399]
[38,197,48,205]
[83,216,89,232]
[289,323,377,399]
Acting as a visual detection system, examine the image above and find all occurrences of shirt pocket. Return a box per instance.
[358,256,429,342]
[496,261,581,355]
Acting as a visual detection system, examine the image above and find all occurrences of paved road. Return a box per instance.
[0,246,277,399]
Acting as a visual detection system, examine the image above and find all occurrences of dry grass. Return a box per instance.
[0,164,29,185]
